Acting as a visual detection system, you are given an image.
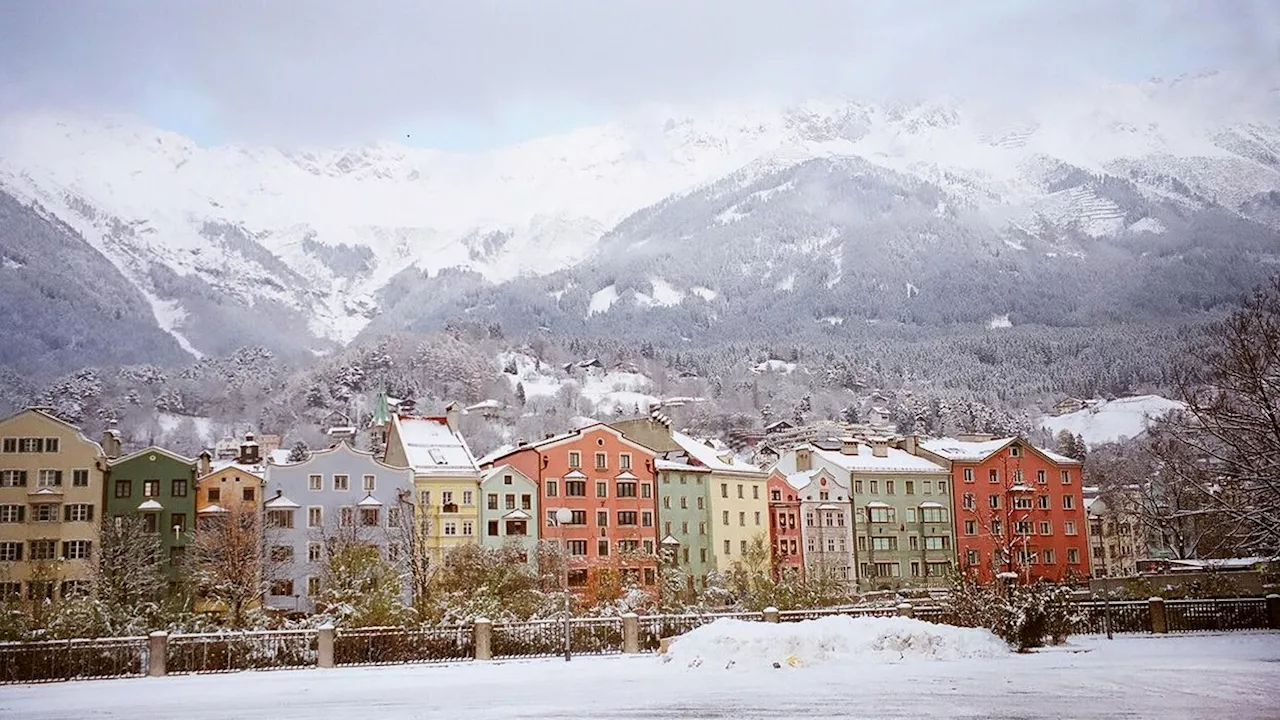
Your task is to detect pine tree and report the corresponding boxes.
[287,440,311,463]
[515,381,527,406]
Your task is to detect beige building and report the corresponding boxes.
[0,408,106,602]
[1086,495,1140,578]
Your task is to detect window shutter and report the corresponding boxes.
[64,505,72,522]
[61,541,69,558]
[17,471,26,487]
[16,506,24,522]
[53,470,62,486]
[86,505,94,521]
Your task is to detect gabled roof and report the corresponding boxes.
[137,499,164,511]
[390,415,478,475]
[811,444,948,474]
[482,463,534,485]
[205,460,266,480]
[501,508,532,520]
[0,407,105,454]
[110,445,195,467]
[198,504,228,514]
[920,437,1081,466]
[356,494,383,507]
[264,494,300,510]
[266,438,411,473]
[614,470,639,481]
[671,431,764,475]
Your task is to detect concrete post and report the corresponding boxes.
[147,631,168,677]
[763,606,780,623]
[474,617,493,661]
[317,624,335,668]
[621,613,639,654]
[1266,594,1280,630]
[1149,597,1167,634]
[896,602,914,618]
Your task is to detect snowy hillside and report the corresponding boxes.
[1040,395,1185,447]
[1,72,1278,369]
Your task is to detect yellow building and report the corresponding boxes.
[0,408,107,602]
[383,404,481,564]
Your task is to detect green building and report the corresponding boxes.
[655,461,714,590]
[104,446,198,581]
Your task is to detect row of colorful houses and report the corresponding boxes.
[0,398,1092,613]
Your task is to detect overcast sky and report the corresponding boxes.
[1,0,1275,150]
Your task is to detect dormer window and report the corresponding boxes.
[1010,446,1022,457]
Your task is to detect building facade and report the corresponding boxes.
[104,446,197,582]
[915,436,1090,584]
[0,409,105,603]
[653,460,713,590]
[262,441,415,613]
[766,470,804,578]
[482,424,660,600]
[383,405,483,565]
[1085,495,1140,578]
[787,467,855,584]
[195,435,267,515]
[479,464,539,566]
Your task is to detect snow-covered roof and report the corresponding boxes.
[672,431,764,475]
[466,399,504,411]
[866,501,891,508]
[919,501,945,508]
[197,504,227,514]
[660,534,681,545]
[502,508,532,520]
[1039,448,1078,464]
[1010,484,1034,493]
[393,415,479,476]
[615,470,639,481]
[816,503,842,511]
[268,449,292,465]
[812,445,948,474]
[356,494,383,507]
[264,494,300,510]
[207,459,266,479]
[137,499,164,511]
[919,437,1015,461]
[785,469,821,490]
[476,444,517,468]
[655,458,709,473]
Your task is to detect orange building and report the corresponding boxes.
[765,470,803,579]
[481,424,659,601]
[915,436,1089,584]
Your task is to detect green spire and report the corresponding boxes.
[371,389,391,427]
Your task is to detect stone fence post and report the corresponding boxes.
[474,617,492,661]
[1267,594,1280,630]
[147,631,168,677]
[763,606,780,623]
[896,602,914,618]
[621,613,639,653]
[317,624,335,668]
[1149,597,1167,634]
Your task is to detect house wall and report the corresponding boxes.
[195,466,264,513]
[262,444,414,613]
[104,449,197,581]
[708,471,770,572]
[851,470,956,590]
[947,444,1089,583]
[0,410,104,600]
[794,472,856,584]
[766,472,803,578]
[1087,499,1140,579]
[479,467,539,567]
[656,467,713,588]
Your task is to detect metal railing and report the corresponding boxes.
[637,611,757,651]
[168,630,318,674]
[1073,600,1152,634]
[491,619,566,658]
[334,625,472,666]
[779,606,899,622]
[0,636,148,683]
[1165,598,1269,633]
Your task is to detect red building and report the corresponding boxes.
[915,436,1089,584]
[766,469,804,579]
[481,424,659,602]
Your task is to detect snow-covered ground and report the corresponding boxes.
[1041,395,1184,447]
[2,633,1276,719]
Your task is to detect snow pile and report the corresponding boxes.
[663,616,1008,669]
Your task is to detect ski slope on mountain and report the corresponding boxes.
[1041,395,1185,447]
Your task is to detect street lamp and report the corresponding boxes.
[555,506,574,662]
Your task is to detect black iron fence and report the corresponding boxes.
[334,625,472,666]
[168,630,317,674]
[0,636,147,683]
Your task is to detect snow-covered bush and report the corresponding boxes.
[946,574,1079,651]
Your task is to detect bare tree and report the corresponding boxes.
[186,505,279,628]
[93,515,168,631]
[956,455,1040,581]
[1156,276,1280,556]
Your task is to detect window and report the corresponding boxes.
[723,539,731,555]
[939,480,947,494]
[29,539,56,560]
[270,579,294,597]
[72,469,89,487]
[963,468,974,483]
[360,507,380,526]
[991,519,1002,535]
[1040,521,1052,535]
[505,494,517,510]
[0,470,27,487]
[641,483,651,499]
[462,520,473,535]
[333,474,350,491]
[31,503,58,522]
[0,505,22,523]
[271,545,294,563]
[696,497,704,510]
[462,491,473,505]
[38,470,62,488]
[964,520,976,535]
[868,507,894,523]
[872,537,897,551]
[1036,494,1050,510]
[771,488,781,501]
[308,543,323,563]
[62,540,91,560]
[1013,496,1033,510]
[989,495,1001,509]
[521,494,532,510]
[921,506,947,523]
[1065,521,1078,536]
[905,481,914,495]
[339,507,355,527]
[487,520,499,536]
[1015,521,1033,535]
[642,511,653,527]
[722,510,730,525]
[1013,469,1024,484]
[870,481,878,494]
[441,491,454,507]
[565,481,586,497]
[720,483,728,498]
[886,481,895,495]
[488,493,499,510]
[597,539,610,557]
[305,507,322,528]
[620,453,632,470]
[698,522,706,535]
[309,474,322,491]
[172,513,187,534]
[28,581,55,600]
[989,469,999,483]
[1036,470,1046,485]
[754,511,761,526]
[595,481,608,498]
[569,510,586,525]
[1043,549,1056,564]
[306,576,321,596]
[962,493,975,510]
[1063,495,1076,510]
[596,510,608,527]
[18,438,43,453]
[909,535,918,550]
[966,549,979,566]
[444,522,457,536]
[546,480,558,497]
[924,536,949,550]
[568,451,581,469]
[242,487,255,502]
[618,511,637,526]
[44,438,60,453]
[0,542,22,561]
[363,475,376,492]
[854,480,863,493]
[268,510,295,529]
[567,569,588,587]
[594,451,607,470]
[874,562,901,578]
[738,511,746,526]
[139,479,158,497]
[0,582,19,598]
[207,487,220,503]
[171,479,188,497]
[0,438,12,453]
[567,540,587,556]
[144,513,160,533]
[910,561,921,577]
[676,496,686,509]
[1061,470,1071,484]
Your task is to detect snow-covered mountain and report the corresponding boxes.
[2,72,1278,376]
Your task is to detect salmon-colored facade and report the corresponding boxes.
[482,424,659,602]
[916,437,1089,584]
[766,470,803,579]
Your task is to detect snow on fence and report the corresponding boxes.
[167,629,318,674]
[2,596,1275,684]
[334,625,472,666]
[0,636,148,683]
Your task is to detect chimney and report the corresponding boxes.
[239,433,260,464]
[445,401,461,433]
[101,421,121,460]
[871,437,889,458]
[839,437,858,456]
[197,450,212,477]
[903,435,919,456]
[796,448,812,472]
